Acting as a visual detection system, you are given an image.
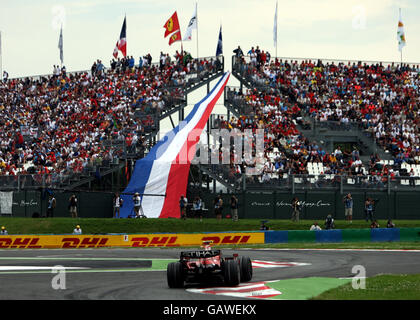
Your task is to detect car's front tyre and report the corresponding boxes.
[239,256,253,282]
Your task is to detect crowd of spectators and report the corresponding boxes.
[0,51,222,184]
[223,87,360,184]
[227,46,420,186]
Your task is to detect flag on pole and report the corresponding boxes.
[216,25,223,56]
[113,17,127,58]
[118,72,231,219]
[164,12,180,38]
[169,30,182,46]
[183,3,197,41]
[397,9,406,52]
[273,1,278,47]
[58,26,63,65]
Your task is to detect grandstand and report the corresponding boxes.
[0,54,224,192]
[188,50,420,221]
[1,47,420,220]
[215,52,420,188]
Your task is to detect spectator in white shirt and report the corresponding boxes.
[73,225,82,235]
[310,222,322,231]
[1,226,8,235]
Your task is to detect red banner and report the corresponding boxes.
[163,12,180,38]
[168,30,182,46]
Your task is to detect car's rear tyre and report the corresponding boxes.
[240,256,253,282]
[167,262,184,288]
[223,259,240,286]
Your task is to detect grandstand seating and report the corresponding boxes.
[225,48,420,189]
[0,54,223,190]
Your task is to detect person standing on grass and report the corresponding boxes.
[113,192,123,218]
[133,192,145,218]
[214,195,223,220]
[179,195,188,220]
[230,195,239,222]
[291,197,301,222]
[68,194,78,218]
[364,198,374,222]
[192,196,203,221]
[47,195,56,218]
[343,193,353,223]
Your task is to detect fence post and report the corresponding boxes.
[24,189,27,218]
[292,174,295,194]
[340,174,343,195]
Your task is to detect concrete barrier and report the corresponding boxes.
[399,228,420,242]
[371,228,400,242]
[264,228,420,243]
[315,230,342,243]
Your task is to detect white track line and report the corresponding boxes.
[254,248,420,253]
[0,266,88,271]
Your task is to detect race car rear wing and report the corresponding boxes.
[180,250,221,258]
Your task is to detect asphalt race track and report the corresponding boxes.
[0,248,419,300]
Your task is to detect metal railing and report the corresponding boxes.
[241,173,420,194]
[8,55,224,84]
[0,156,123,191]
[233,54,420,72]
[224,87,257,118]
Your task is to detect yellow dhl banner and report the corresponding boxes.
[0,232,265,249]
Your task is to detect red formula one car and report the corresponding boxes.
[167,241,253,288]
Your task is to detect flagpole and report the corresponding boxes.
[125,13,127,57]
[60,25,63,69]
[274,1,278,59]
[0,31,2,78]
[196,2,199,59]
[179,12,184,56]
[400,8,402,65]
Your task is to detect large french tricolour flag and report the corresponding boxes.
[120,72,230,218]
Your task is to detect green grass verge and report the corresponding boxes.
[312,274,420,300]
[266,277,351,300]
[1,218,420,235]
